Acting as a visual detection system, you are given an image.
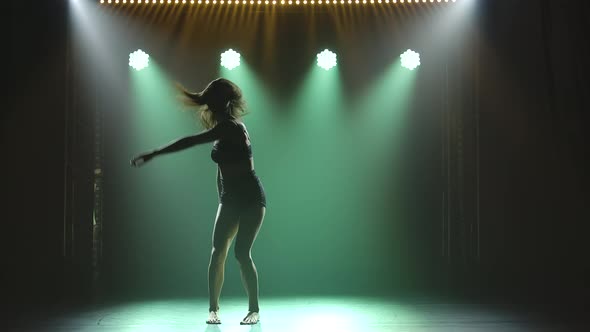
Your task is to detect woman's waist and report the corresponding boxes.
[222,173,259,183]
[218,160,256,178]
[220,174,262,192]
[220,168,258,181]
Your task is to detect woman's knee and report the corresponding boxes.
[234,248,252,264]
[210,246,229,262]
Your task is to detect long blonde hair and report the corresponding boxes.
[177,78,248,130]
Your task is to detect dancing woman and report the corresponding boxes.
[131,78,266,325]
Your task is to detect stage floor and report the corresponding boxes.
[10,296,585,331]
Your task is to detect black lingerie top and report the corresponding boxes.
[211,120,252,164]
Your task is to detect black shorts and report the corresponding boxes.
[219,170,266,209]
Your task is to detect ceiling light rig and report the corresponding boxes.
[99,0,457,5]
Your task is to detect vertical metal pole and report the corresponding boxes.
[441,62,449,260]
[63,5,71,258]
[92,94,104,297]
[445,62,452,261]
[474,32,481,261]
[441,66,446,258]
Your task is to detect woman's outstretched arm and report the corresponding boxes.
[131,125,227,167]
[152,129,219,156]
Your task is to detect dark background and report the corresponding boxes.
[5,0,589,313]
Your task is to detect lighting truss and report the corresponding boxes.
[100,0,457,6]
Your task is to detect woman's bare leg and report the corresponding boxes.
[234,205,266,324]
[207,203,239,324]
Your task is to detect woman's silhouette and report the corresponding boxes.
[130,78,266,325]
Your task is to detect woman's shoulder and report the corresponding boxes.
[215,119,238,129]
[224,118,246,131]
[214,119,244,139]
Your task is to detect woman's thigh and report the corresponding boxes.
[212,203,240,253]
[235,205,266,256]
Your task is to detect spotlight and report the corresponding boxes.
[129,49,149,71]
[400,49,420,70]
[317,49,337,70]
[221,49,241,70]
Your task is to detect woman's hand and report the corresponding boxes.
[130,151,155,167]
